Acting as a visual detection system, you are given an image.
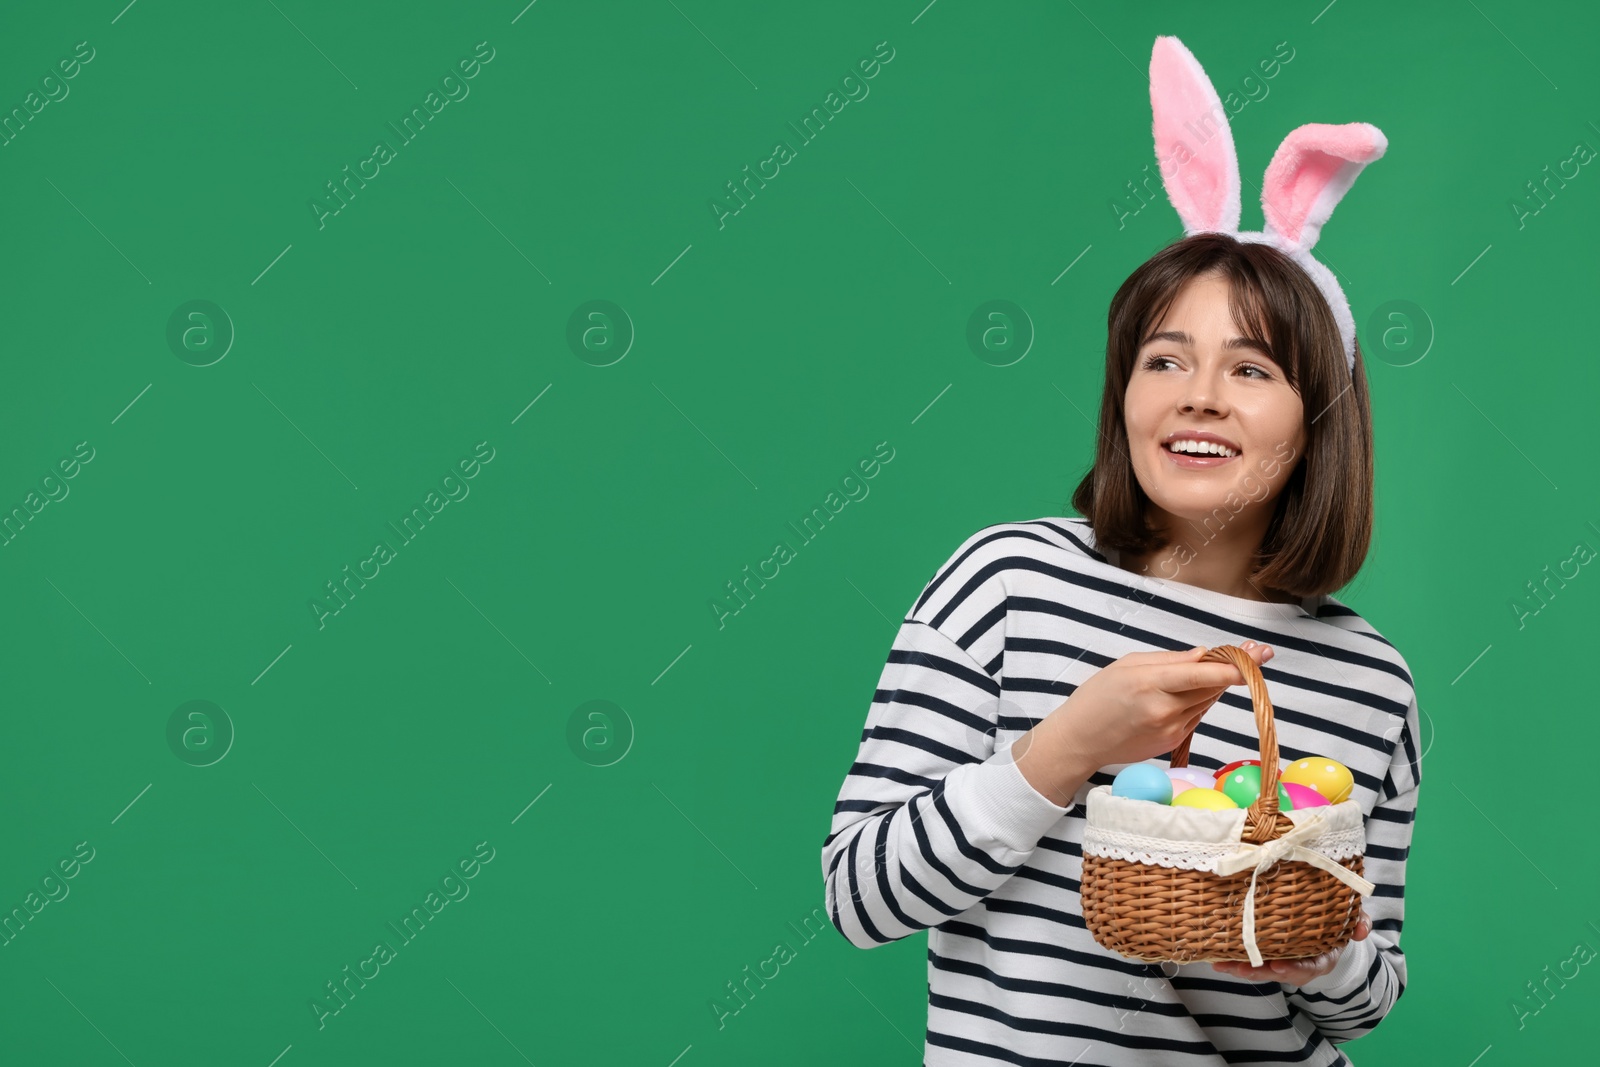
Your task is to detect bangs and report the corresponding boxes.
[1222,262,1298,392]
[1129,258,1300,394]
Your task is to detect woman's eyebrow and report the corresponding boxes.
[1142,329,1273,356]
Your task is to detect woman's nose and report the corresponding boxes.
[1179,394,1224,415]
[1179,371,1228,415]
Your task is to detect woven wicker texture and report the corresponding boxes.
[1079,644,1367,963]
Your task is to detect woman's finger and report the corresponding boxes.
[1121,643,1272,670]
[1147,661,1254,694]
[1115,646,1209,664]
[1177,706,1212,737]
[1158,649,1273,700]
[1216,951,1330,983]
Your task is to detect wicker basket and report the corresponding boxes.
[1078,644,1376,966]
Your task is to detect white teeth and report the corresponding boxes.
[1167,439,1238,457]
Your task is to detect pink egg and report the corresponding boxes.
[1169,779,1196,797]
[1167,767,1216,791]
[1282,782,1330,809]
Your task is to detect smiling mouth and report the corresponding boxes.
[1163,441,1241,458]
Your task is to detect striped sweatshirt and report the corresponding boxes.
[820,517,1422,1066]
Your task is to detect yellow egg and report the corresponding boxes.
[1171,787,1240,811]
[1280,757,1354,805]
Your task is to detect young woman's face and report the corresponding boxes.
[1123,271,1306,526]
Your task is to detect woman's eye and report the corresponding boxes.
[1139,355,1273,378]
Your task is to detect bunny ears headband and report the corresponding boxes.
[1149,36,1387,373]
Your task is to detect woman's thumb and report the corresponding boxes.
[1118,645,1211,667]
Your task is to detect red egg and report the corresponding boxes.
[1213,759,1261,785]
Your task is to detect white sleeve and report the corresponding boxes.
[819,616,1073,949]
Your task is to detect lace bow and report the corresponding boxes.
[1212,810,1377,967]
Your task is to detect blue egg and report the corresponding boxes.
[1111,763,1173,804]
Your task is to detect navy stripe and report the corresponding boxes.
[929,989,1230,1054]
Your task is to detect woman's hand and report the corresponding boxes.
[1049,641,1275,771]
[1210,908,1372,985]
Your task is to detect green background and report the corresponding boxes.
[0,0,1594,1063]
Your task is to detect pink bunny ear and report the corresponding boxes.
[1150,36,1240,235]
[1260,123,1387,252]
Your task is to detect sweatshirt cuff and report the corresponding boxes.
[943,745,1074,864]
[1294,931,1373,996]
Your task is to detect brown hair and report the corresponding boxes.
[1070,232,1374,598]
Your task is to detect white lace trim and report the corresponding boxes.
[1082,822,1366,873]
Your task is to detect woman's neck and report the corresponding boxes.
[1119,507,1295,604]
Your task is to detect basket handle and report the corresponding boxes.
[1167,644,1292,844]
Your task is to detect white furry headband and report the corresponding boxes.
[1149,36,1387,373]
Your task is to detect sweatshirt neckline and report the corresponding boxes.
[1094,542,1318,622]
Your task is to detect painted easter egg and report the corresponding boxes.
[1281,757,1354,805]
[1112,763,1173,804]
[1217,764,1294,811]
[1213,759,1262,785]
[1167,767,1217,791]
[1171,787,1239,811]
[1282,782,1330,809]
